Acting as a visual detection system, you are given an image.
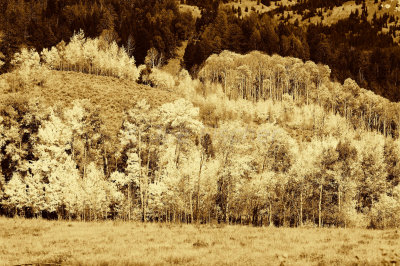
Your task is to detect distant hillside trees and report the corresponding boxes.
[184,7,400,102]
[184,10,309,74]
[200,50,400,138]
[0,0,194,72]
[42,31,139,81]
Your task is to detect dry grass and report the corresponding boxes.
[282,0,400,33]
[0,71,180,138]
[223,0,277,17]
[1,217,399,265]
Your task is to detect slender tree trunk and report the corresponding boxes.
[338,183,341,226]
[338,184,341,213]
[140,184,144,222]
[196,153,204,223]
[269,202,273,226]
[83,137,87,179]
[190,191,193,223]
[144,137,152,223]
[138,132,145,222]
[104,146,108,176]
[128,183,131,220]
[319,183,323,228]
[300,189,303,227]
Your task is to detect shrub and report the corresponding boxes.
[148,68,175,89]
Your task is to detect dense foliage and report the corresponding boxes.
[184,5,400,102]
[0,0,194,71]
[199,51,400,138]
[1,40,400,228]
[1,0,400,229]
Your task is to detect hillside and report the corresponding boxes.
[185,0,400,102]
[0,71,180,138]
[0,1,400,231]
[275,0,400,36]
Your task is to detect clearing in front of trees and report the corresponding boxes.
[0,217,399,265]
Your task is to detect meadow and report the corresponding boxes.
[0,217,399,266]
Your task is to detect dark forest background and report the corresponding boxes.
[1,0,400,102]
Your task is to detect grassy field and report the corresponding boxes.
[0,218,399,265]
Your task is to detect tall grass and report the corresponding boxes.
[1,217,399,265]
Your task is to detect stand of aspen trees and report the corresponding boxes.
[1,35,400,229]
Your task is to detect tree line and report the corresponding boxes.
[0,0,194,72]
[199,50,400,138]
[2,0,400,103]
[1,93,400,228]
[184,5,400,102]
[1,41,400,228]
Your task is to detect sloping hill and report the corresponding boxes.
[0,71,180,138]
[277,0,400,42]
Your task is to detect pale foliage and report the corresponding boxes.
[41,30,139,81]
[176,69,201,97]
[41,47,61,70]
[110,171,130,189]
[2,173,27,212]
[10,48,49,89]
[126,151,141,186]
[370,186,400,228]
[29,110,81,215]
[159,98,203,134]
[83,163,114,219]
[148,68,175,89]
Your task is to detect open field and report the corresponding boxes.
[0,218,399,265]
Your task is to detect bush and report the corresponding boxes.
[370,188,400,228]
[148,68,175,89]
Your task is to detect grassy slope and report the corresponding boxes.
[277,0,400,42]
[223,0,298,17]
[222,0,400,40]
[0,217,399,265]
[0,71,180,138]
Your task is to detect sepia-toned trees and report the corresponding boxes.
[2,40,400,228]
[42,31,140,81]
[199,50,400,138]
